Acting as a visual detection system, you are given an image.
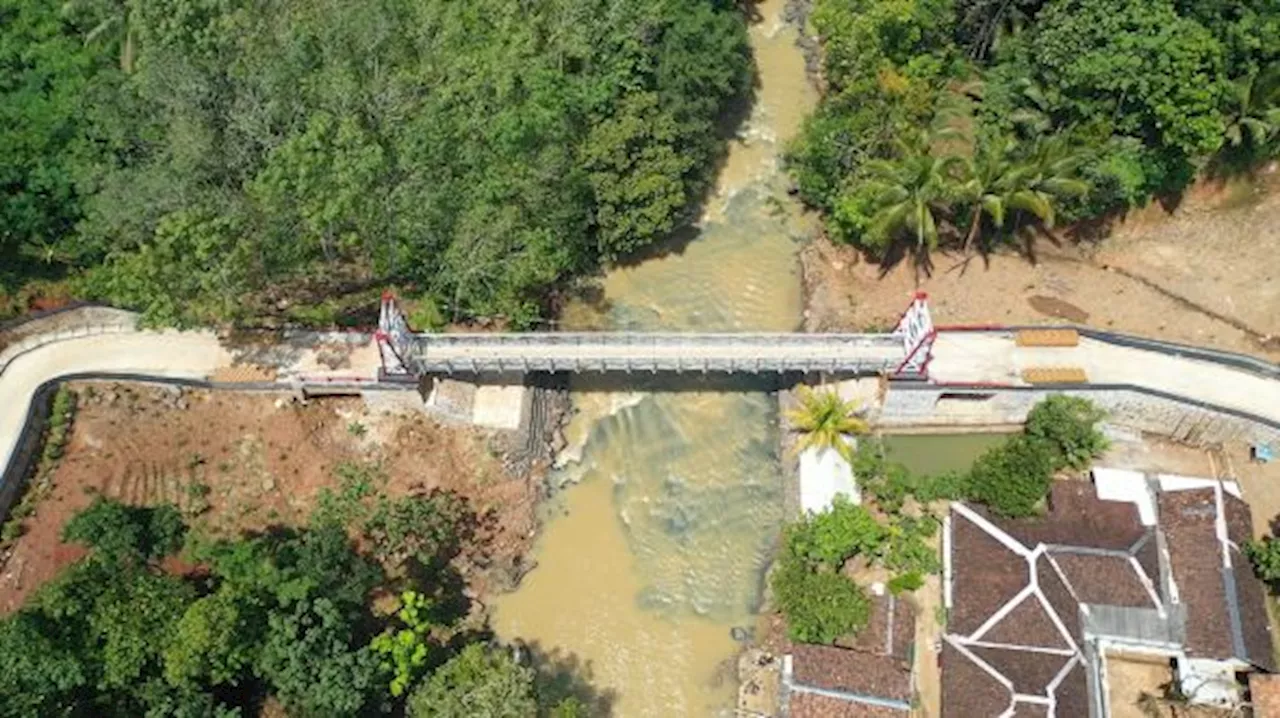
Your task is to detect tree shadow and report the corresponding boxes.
[738,0,765,24]
[522,640,620,717]
[1267,513,1280,540]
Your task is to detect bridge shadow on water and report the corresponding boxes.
[428,370,870,394]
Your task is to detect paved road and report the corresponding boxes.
[929,332,1280,424]
[4,324,1280,490]
[0,331,233,482]
[0,327,386,485]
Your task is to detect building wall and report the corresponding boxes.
[879,385,1280,447]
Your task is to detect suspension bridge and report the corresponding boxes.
[374,294,938,378]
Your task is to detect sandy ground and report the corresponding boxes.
[1105,651,1239,718]
[911,572,944,718]
[0,383,540,613]
[1227,442,1280,539]
[803,171,1280,361]
[1104,654,1177,718]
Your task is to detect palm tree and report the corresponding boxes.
[955,134,1089,253]
[999,135,1090,235]
[1224,69,1280,158]
[957,138,1014,253]
[63,0,138,74]
[863,136,963,275]
[786,386,869,462]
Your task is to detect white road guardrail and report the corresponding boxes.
[0,323,138,377]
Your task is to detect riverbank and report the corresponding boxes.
[801,169,1280,360]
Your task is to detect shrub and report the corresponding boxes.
[62,498,187,562]
[914,470,969,504]
[887,572,925,595]
[311,461,383,528]
[1246,536,1280,583]
[362,491,468,570]
[786,497,886,569]
[771,556,871,644]
[880,515,941,574]
[1025,396,1108,471]
[370,591,434,697]
[966,436,1056,518]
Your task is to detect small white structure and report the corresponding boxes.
[471,384,528,430]
[1092,467,1157,526]
[799,444,858,514]
[1179,657,1245,707]
[1157,473,1242,499]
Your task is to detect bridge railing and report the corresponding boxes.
[408,354,903,374]
[413,332,904,347]
[406,332,905,374]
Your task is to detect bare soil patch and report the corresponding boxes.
[802,171,1280,360]
[1104,654,1175,718]
[0,382,541,613]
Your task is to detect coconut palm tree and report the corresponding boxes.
[957,138,1014,253]
[863,135,964,275]
[955,133,1089,253]
[999,135,1090,234]
[1224,69,1280,159]
[786,386,869,462]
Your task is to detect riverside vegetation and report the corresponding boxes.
[0,0,752,327]
[0,462,603,717]
[773,395,1108,643]
[788,0,1280,273]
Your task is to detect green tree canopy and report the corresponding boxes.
[0,0,752,327]
[1016,0,1228,159]
[770,555,872,644]
[61,497,186,563]
[1024,395,1109,471]
[407,643,539,718]
[789,0,1278,258]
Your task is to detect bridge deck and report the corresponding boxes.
[406,333,907,373]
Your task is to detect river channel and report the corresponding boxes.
[491,1,817,715]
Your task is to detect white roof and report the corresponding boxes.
[1178,657,1246,706]
[1092,467,1157,526]
[799,445,859,514]
[1157,473,1242,499]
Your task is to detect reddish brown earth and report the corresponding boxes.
[0,383,539,613]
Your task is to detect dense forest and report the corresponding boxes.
[0,0,751,326]
[788,0,1280,271]
[0,470,601,716]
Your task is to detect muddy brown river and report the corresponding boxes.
[491,2,818,715]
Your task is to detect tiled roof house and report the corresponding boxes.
[784,590,917,716]
[942,476,1274,717]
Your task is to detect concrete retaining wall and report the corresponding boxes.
[0,381,56,526]
[879,384,1280,447]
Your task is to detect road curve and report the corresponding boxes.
[0,331,235,480]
